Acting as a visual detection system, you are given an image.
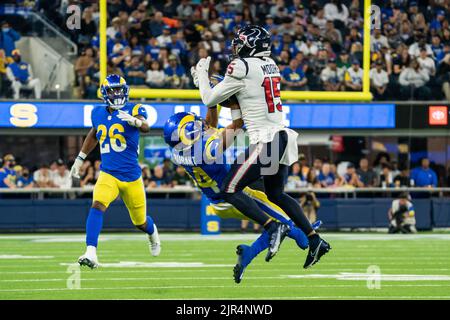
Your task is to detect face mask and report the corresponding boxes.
[2,28,10,32]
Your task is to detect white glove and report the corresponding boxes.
[117,110,143,127]
[196,56,211,75]
[70,156,84,179]
[191,66,199,88]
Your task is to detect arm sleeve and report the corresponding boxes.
[197,59,246,108]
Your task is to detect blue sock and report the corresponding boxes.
[144,216,155,235]
[86,208,104,247]
[288,226,309,250]
[250,231,270,257]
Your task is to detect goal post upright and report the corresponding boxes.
[99,0,372,101]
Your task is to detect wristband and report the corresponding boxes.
[77,151,87,161]
[231,109,242,120]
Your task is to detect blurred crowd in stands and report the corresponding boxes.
[32,0,450,101]
[1,0,450,100]
[0,152,444,190]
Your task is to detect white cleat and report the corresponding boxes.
[78,245,99,269]
[148,224,161,257]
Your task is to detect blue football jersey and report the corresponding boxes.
[91,103,147,182]
[170,128,230,204]
[0,167,16,188]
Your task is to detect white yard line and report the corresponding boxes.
[1,233,450,242]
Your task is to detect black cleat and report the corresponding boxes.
[265,222,290,262]
[303,234,331,269]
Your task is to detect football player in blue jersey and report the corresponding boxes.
[70,74,160,269]
[163,78,320,283]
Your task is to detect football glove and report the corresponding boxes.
[70,153,85,179]
[191,66,199,88]
[196,56,211,75]
[117,110,143,128]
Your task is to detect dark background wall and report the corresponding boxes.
[0,198,449,232]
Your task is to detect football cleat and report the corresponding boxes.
[265,222,290,262]
[78,253,99,270]
[233,244,254,284]
[303,234,331,269]
[148,224,161,257]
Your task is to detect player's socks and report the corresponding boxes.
[250,231,270,258]
[144,216,155,235]
[287,225,308,250]
[85,208,104,247]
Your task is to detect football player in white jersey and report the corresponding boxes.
[193,25,331,268]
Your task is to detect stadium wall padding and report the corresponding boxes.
[0,198,444,232]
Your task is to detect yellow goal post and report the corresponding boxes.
[99,0,373,101]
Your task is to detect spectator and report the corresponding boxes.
[281,58,308,90]
[146,60,166,88]
[78,7,98,48]
[172,166,190,187]
[312,158,323,177]
[437,53,450,101]
[15,165,33,188]
[156,26,172,47]
[80,165,96,187]
[344,163,364,187]
[394,166,412,188]
[164,54,187,89]
[370,60,390,100]
[371,29,389,51]
[324,0,349,27]
[6,50,42,100]
[388,192,416,234]
[125,55,146,86]
[75,47,95,97]
[318,162,337,188]
[0,154,17,189]
[176,0,194,20]
[53,159,72,189]
[0,49,12,98]
[33,164,55,188]
[357,158,377,187]
[379,163,395,188]
[0,22,20,57]
[417,47,436,78]
[149,11,166,38]
[286,161,307,189]
[344,59,363,91]
[148,165,171,188]
[398,59,431,100]
[411,158,438,187]
[300,192,320,223]
[320,58,344,91]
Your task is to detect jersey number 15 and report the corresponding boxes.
[262,76,282,113]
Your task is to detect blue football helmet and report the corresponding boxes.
[163,112,207,149]
[100,74,129,109]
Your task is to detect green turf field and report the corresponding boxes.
[0,233,450,300]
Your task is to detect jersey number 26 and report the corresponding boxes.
[97,124,127,154]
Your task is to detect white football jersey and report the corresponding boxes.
[197,55,299,165]
[226,57,285,144]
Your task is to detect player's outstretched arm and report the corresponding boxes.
[70,128,98,179]
[116,110,150,133]
[196,56,245,108]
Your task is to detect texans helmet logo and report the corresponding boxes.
[239,27,261,48]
